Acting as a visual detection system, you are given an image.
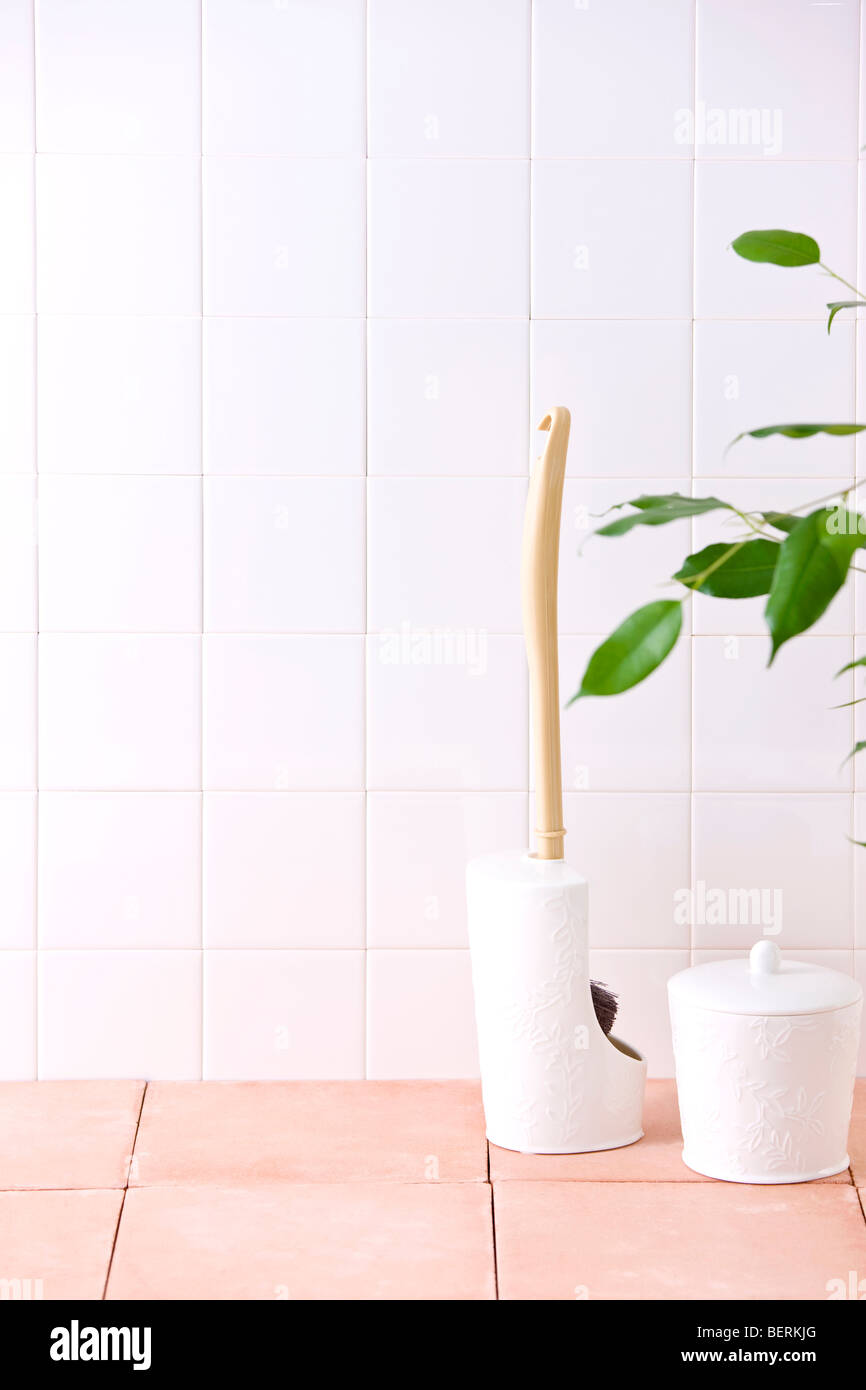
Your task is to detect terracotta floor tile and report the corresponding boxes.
[848,1080,866,1188]
[0,1189,122,1300]
[489,1078,851,1183]
[107,1182,494,1300]
[0,1081,144,1190]
[493,1180,866,1301]
[131,1080,486,1186]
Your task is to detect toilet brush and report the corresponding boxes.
[466,407,646,1154]
[519,407,617,1034]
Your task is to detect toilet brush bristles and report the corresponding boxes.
[590,979,618,1036]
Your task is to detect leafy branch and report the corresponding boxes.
[571,228,866,777]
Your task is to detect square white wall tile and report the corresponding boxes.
[0,952,35,1078]
[694,161,856,320]
[204,477,364,633]
[557,637,691,792]
[204,318,364,476]
[559,793,690,949]
[0,475,36,630]
[39,635,201,790]
[531,320,692,479]
[558,478,692,636]
[691,479,854,637]
[37,155,201,314]
[533,0,693,158]
[693,793,852,951]
[39,476,201,632]
[696,0,858,161]
[855,797,866,950]
[588,949,687,1078]
[0,155,34,311]
[204,792,364,948]
[204,949,365,1079]
[204,157,364,316]
[367,791,527,949]
[204,0,364,155]
[39,950,202,1079]
[693,636,852,792]
[204,635,363,790]
[858,317,866,479]
[38,317,201,475]
[0,635,36,790]
[39,793,201,949]
[367,320,529,476]
[366,948,478,1078]
[0,792,36,948]
[0,316,34,473]
[367,633,527,791]
[367,477,525,633]
[857,953,866,1074]
[368,0,529,157]
[694,321,856,477]
[532,160,692,319]
[368,159,529,317]
[36,0,200,153]
[854,697,866,792]
[0,0,34,152]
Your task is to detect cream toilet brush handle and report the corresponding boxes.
[522,407,570,861]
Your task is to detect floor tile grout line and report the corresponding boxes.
[487,1141,500,1300]
[101,1081,147,1300]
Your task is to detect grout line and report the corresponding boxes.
[488,1148,500,1301]
[101,1081,147,1300]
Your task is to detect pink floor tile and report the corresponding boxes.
[489,1079,851,1183]
[131,1080,487,1186]
[493,1180,866,1301]
[0,1189,122,1300]
[0,1081,144,1190]
[107,1182,495,1300]
[848,1080,866,1188]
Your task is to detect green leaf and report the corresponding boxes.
[674,539,780,598]
[765,508,863,661]
[731,229,820,267]
[843,742,866,765]
[836,655,866,677]
[569,601,683,700]
[595,493,730,537]
[729,422,866,450]
[761,511,803,535]
[827,300,866,333]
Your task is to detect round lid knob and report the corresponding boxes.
[750,940,781,975]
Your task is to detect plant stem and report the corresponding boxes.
[819,261,865,300]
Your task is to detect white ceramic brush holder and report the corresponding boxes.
[669,941,862,1183]
[467,852,647,1154]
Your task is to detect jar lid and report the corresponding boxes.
[667,941,862,1017]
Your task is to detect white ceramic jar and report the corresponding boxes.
[669,941,862,1183]
[466,852,647,1154]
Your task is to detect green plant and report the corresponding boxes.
[571,228,866,788]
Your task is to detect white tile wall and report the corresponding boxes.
[2,1,864,1078]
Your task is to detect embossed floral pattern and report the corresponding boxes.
[672,999,861,1181]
